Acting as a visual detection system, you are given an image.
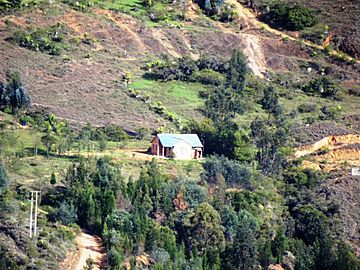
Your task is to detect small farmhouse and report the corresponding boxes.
[151,134,203,160]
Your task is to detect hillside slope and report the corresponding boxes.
[0,1,359,130]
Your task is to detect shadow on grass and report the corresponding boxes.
[24,147,80,160]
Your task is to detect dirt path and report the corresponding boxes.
[71,232,105,270]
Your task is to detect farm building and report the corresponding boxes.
[151,134,203,160]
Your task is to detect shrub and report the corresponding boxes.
[219,4,239,22]
[320,105,341,120]
[191,69,226,85]
[302,77,341,99]
[11,24,67,55]
[301,24,328,45]
[197,55,228,73]
[201,155,252,189]
[0,163,9,196]
[123,72,133,84]
[261,2,317,31]
[348,88,360,96]
[195,0,225,17]
[48,202,77,225]
[62,0,93,11]
[151,102,166,115]
[298,103,316,113]
[149,3,170,22]
[0,0,22,11]
[50,172,56,185]
[147,55,228,84]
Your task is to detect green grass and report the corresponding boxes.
[97,0,146,17]
[280,90,360,122]
[8,156,72,187]
[0,114,202,187]
[130,78,206,121]
[115,157,204,181]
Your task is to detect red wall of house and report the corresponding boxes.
[151,136,163,155]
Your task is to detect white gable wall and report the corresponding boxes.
[172,140,193,160]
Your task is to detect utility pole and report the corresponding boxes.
[29,192,33,238]
[34,191,38,237]
[29,191,40,238]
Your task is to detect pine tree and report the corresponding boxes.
[101,189,115,220]
[228,49,248,95]
[204,87,241,124]
[272,226,287,263]
[0,163,8,196]
[190,202,225,256]
[261,86,282,118]
[0,82,5,108]
[231,218,257,269]
[108,246,124,270]
[41,132,58,157]
[5,71,31,114]
[251,88,287,175]
[50,172,56,185]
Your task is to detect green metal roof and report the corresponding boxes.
[157,134,203,147]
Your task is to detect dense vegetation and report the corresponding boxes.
[260,2,318,31]
[39,154,360,270]
[0,71,31,114]
[0,0,359,269]
[0,39,359,268]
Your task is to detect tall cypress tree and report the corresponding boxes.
[228,49,248,95]
[0,163,8,196]
[261,86,282,118]
[5,71,30,114]
[231,218,257,269]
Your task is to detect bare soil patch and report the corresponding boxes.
[70,232,105,270]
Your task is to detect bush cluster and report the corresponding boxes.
[0,0,22,11]
[11,23,67,55]
[320,105,342,120]
[195,0,225,16]
[302,77,341,99]
[194,0,238,22]
[78,124,128,142]
[201,155,252,189]
[297,103,316,113]
[261,2,317,31]
[62,0,94,11]
[146,56,228,85]
[150,102,182,126]
[127,88,182,127]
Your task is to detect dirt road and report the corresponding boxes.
[71,232,105,270]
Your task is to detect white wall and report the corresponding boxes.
[172,140,193,160]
